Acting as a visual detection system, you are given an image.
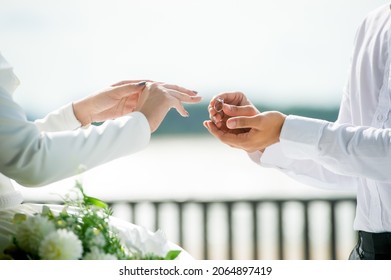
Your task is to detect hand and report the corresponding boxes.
[207,92,260,132]
[136,82,202,132]
[73,80,148,126]
[203,92,286,152]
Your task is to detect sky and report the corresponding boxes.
[0,0,388,116]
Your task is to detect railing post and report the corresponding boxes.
[130,202,136,224]
[202,202,209,260]
[177,202,184,247]
[303,201,310,260]
[277,201,284,259]
[330,200,337,259]
[154,202,160,231]
[227,202,233,260]
[251,202,259,260]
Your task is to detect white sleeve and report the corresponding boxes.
[256,143,358,192]
[280,115,391,182]
[0,89,151,187]
[34,103,82,132]
[259,114,391,189]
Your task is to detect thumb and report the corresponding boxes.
[226,115,259,130]
[223,104,258,117]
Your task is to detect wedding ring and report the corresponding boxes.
[214,97,224,112]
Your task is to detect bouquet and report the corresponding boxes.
[3,182,180,260]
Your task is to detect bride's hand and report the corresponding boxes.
[136,82,202,132]
[72,80,148,126]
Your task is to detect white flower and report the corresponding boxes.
[83,247,117,260]
[85,228,106,248]
[14,215,56,255]
[122,227,169,258]
[39,229,83,260]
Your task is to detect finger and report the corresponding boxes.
[203,120,224,138]
[111,79,153,87]
[162,84,198,96]
[204,120,228,139]
[208,104,218,117]
[209,95,223,108]
[170,98,190,117]
[207,104,225,127]
[168,89,203,103]
[208,104,223,117]
[223,104,259,117]
[112,82,147,98]
[204,120,242,147]
[203,120,211,130]
[213,112,223,125]
[211,92,244,106]
[226,115,260,130]
[203,120,219,135]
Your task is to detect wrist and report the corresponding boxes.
[276,113,287,141]
[72,100,92,127]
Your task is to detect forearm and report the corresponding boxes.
[280,115,391,182]
[255,144,358,192]
[34,103,81,132]
[1,92,150,186]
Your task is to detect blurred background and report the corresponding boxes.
[1,0,388,259]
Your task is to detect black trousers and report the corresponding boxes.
[349,231,391,260]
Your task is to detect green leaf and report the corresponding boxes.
[8,179,180,261]
[164,250,181,260]
[83,195,108,209]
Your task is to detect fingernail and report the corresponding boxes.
[227,119,236,129]
[137,81,147,86]
[192,90,198,94]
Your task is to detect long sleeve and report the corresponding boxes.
[251,81,358,192]
[254,144,358,192]
[33,103,82,132]
[279,115,391,182]
[0,88,151,187]
[259,112,391,193]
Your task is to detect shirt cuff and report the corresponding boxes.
[62,103,82,129]
[34,103,82,132]
[279,115,328,160]
[248,150,263,165]
[123,111,151,145]
[247,144,295,170]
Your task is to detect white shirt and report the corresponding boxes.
[252,4,391,233]
[0,52,151,210]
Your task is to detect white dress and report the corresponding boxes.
[0,52,192,259]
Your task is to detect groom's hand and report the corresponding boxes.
[207,92,258,132]
[204,109,286,153]
[204,92,286,152]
